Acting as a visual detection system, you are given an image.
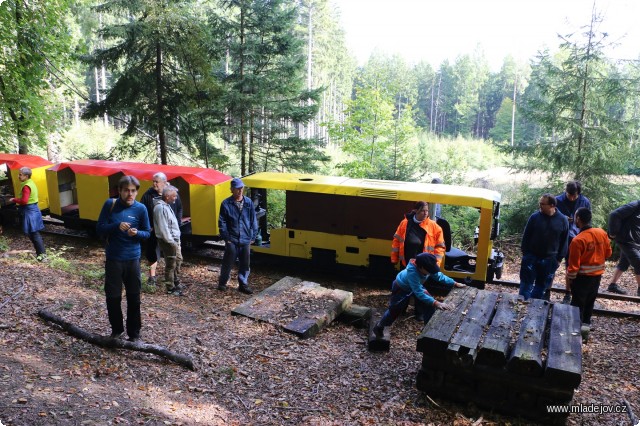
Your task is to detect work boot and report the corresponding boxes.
[372,323,384,339]
[147,276,157,287]
[109,331,125,340]
[580,324,590,343]
[238,285,253,295]
[217,284,228,291]
[607,283,627,294]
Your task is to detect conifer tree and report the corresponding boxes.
[213,0,326,174]
[82,0,220,165]
[512,8,640,215]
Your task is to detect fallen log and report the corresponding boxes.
[37,309,194,370]
[623,398,639,426]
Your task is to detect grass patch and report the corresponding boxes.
[0,236,9,252]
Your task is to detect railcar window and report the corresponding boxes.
[266,189,286,228]
[446,205,482,253]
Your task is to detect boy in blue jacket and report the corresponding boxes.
[373,253,464,337]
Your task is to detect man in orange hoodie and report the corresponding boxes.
[565,207,612,340]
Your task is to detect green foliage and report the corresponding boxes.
[445,206,482,250]
[60,300,75,310]
[141,275,157,294]
[61,122,123,160]
[328,66,419,180]
[212,0,326,174]
[508,11,640,213]
[415,133,505,184]
[82,0,223,165]
[498,183,548,237]
[489,98,517,143]
[0,236,9,252]
[0,0,78,154]
[266,190,286,229]
[46,246,73,271]
[216,366,237,381]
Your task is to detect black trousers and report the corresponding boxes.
[104,259,142,338]
[570,275,601,325]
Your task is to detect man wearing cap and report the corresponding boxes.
[217,177,259,294]
[373,253,465,337]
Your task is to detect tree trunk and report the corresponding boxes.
[511,72,517,146]
[38,310,195,370]
[239,6,247,175]
[156,41,167,165]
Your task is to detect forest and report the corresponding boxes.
[2,2,640,425]
[2,0,640,233]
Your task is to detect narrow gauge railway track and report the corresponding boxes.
[38,224,640,319]
[492,279,640,319]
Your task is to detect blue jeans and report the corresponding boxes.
[378,281,435,327]
[519,254,559,300]
[219,241,251,287]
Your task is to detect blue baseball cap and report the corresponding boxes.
[230,178,244,189]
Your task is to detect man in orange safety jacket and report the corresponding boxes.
[565,207,612,341]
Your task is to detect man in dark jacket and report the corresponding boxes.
[519,193,569,300]
[556,181,591,261]
[608,200,640,297]
[217,178,258,294]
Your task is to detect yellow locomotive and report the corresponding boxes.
[244,172,503,286]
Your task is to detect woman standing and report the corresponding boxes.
[11,167,46,261]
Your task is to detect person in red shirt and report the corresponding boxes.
[10,167,46,261]
[565,207,612,340]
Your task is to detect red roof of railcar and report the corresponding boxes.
[48,160,232,186]
[0,154,53,169]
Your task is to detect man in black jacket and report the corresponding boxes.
[608,200,640,297]
[519,193,569,300]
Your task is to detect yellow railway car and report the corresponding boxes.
[0,154,53,227]
[0,154,53,211]
[45,160,232,241]
[243,172,503,286]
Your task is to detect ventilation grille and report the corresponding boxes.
[359,188,399,199]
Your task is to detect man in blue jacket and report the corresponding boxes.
[373,253,465,338]
[217,178,258,294]
[97,176,150,342]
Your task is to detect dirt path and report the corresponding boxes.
[0,228,638,425]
